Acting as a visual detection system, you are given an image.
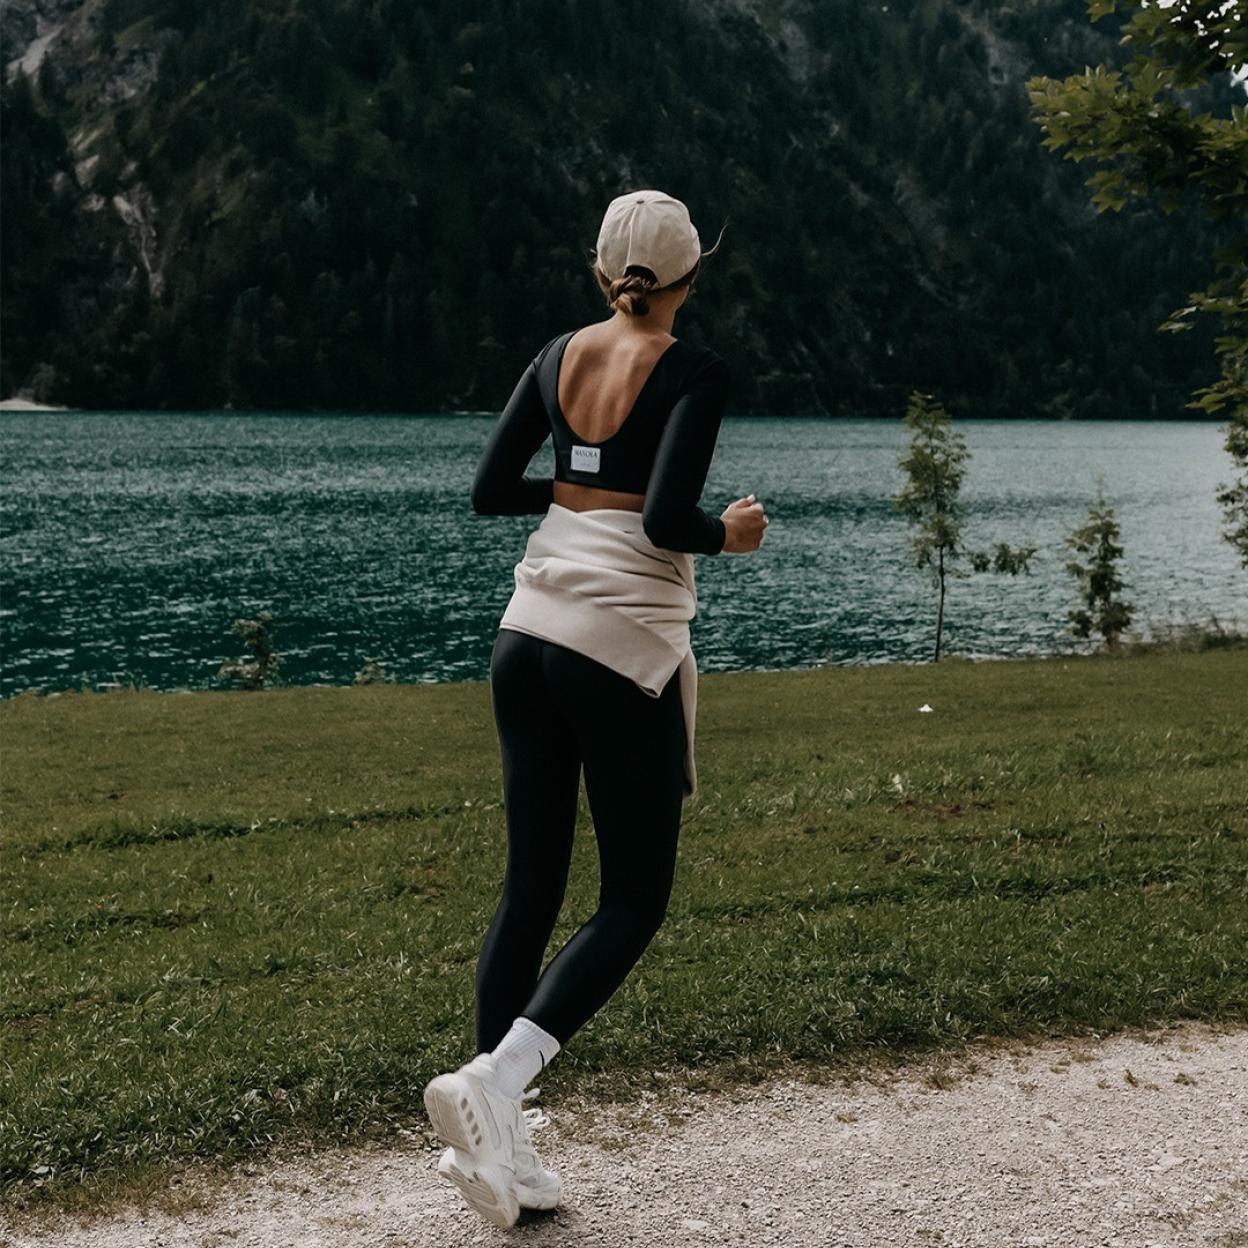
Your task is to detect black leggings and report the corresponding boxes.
[474,626,686,1053]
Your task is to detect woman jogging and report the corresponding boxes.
[423,189,768,1228]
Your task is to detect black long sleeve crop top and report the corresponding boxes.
[470,330,730,555]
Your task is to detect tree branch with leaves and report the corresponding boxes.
[1027,0,1248,567]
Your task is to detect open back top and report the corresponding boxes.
[538,329,704,494]
[470,327,732,555]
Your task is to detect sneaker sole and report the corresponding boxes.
[436,1151,520,1228]
[424,1072,500,1157]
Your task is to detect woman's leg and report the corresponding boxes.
[474,628,582,1055]
[517,643,686,1046]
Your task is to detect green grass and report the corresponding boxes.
[2,647,1246,1211]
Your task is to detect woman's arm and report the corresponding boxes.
[642,356,731,555]
[470,359,554,515]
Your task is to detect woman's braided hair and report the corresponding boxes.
[605,267,662,317]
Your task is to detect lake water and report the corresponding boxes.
[1,413,1243,697]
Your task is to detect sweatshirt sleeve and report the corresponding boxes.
[641,355,730,555]
[470,358,554,516]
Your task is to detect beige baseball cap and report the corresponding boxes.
[594,189,703,288]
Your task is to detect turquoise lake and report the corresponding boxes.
[1,413,1243,698]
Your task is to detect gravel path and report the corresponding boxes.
[4,1020,1245,1247]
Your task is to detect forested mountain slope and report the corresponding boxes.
[1,0,1234,415]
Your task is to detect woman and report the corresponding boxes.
[423,189,768,1228]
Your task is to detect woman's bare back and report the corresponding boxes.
[552,324,678,513]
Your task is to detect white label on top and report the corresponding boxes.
[570,445,601,473]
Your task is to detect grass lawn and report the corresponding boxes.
[3,646,1246,1210]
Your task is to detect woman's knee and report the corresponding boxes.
[600,891,673,948]
[495,851,570,918]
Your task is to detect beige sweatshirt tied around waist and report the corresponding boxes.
[497,502,701,800]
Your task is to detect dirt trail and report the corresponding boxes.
[4,1020,1245,1247]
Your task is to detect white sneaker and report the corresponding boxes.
[424,1054,560,1224]
[438,1103,560,1214]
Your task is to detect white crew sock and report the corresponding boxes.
[488,1015,561,1100]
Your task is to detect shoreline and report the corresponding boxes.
[0,397,73,412]
[0,400,1236,420]
[3,628,1245,701]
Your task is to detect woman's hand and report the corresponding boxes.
[720,493,769,553]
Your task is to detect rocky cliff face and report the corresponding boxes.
[3,0,77,79]
[5,0,177,400]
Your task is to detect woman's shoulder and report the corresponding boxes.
[677,342,729,395]
[533,331,571,367]
[520,330,566,380]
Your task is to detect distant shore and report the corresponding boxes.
[0,396,73,412]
